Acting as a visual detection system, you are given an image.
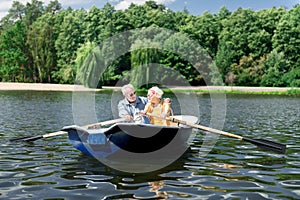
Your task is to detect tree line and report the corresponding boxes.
[0,0,299,87]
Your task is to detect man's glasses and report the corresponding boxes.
[128,91,136,97]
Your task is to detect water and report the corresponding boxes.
[0,91,299,199]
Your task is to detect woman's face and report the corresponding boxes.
[147,90,155,100]
[149,94,160,103]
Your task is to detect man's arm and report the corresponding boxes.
[118,100,131,121]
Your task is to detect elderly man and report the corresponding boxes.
[118,84,150,123]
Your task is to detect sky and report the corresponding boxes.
[0,0,299,20]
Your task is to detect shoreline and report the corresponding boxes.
[0,82,298,94]
[0,82,100,92]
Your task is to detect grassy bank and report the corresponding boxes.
[136,86,300,96]
[163,89,300,96]
[0,83,299,96]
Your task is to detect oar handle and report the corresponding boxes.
[83,118,125,129]
[167,117,243,140]
[43,131,67,138]
[22,131,67,142]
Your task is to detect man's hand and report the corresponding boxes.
[125,114,132,121]
[140,110,146,116]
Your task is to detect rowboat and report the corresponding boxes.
[11,114,286,172]
[62,115,199,161]
[11,113,285,172]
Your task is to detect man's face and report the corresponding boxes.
[125,88,136,103]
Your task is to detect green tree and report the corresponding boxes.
[173,11,188,30]
[162,31,210,85]
[180,12,221,58]
[282,67,300,87]
[247,29,271,59]
[27,13,57,82]
[125,3,149,28]
[96,3,116,42]
[130,38,161,88]
[0,1,26,31]
[75,41,99,87]
[1,1,299,87]
[231,56,265,86]
[216,6,231,20]
[54,9,86,83]
[256,7,286,35]
[260,51,289,87]
[216,8,258,77]
[248,7,286,59]
[75,41,118,88]
[0,21,28,81]
[83,6,102,43]
[45,0,61,14]
[24,0,45,27]
[144,1,177,30]
[7,1,26,21]
[272,5,300,68]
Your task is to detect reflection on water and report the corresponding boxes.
[0,91,299,199]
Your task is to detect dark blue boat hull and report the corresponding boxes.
[63,122,195,159]
[63,115,198,172]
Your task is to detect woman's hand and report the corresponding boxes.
[160,112,168,119]
[164,98,171,104]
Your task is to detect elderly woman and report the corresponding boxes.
[141,86,171,126]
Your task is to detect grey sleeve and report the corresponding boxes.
[118,100,129,118]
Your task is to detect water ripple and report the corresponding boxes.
[0,92,299,199]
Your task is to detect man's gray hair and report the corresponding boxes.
[121,84,134,96]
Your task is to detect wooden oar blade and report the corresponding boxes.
[243,138,286,154]
[167,116,286,154]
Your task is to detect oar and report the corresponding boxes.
[167,116,286,154]
[10,118,125,142]
[82,118,126,129]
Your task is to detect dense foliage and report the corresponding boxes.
[0,0,299,87]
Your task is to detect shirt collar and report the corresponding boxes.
[125,96,141,106]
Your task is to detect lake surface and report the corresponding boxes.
[0,90,299,199]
